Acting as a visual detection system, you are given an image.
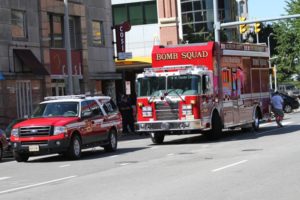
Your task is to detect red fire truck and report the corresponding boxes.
[135,42,271,144]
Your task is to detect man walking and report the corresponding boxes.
[271,91,284,127]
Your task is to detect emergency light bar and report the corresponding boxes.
[44,95,86,101]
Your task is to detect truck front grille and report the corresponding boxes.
[19,126,51,137]
[155,102,179,120]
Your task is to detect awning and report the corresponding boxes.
[14,49,49,75]
[89,72,122,80]
[115,56,152,70]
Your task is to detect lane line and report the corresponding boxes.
[109,155,118,158]
[212,160,248,172]
[59,164,71,168]
[0,175,77,195]
[167,153,175,156]
[0,177,11,181]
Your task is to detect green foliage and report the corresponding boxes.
[274,0,300,82]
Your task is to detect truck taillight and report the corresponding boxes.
[182,104,192,115]
[142,106,152,117]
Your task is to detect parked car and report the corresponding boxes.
[4,118,27,156]
[278,84,300,98]
[279,92,300,113]
[0,129,8,161]
[10,95,122,162]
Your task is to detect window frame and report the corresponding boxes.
[92,20,105,46]
[11,9,27,40]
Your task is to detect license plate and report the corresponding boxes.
[29,145,39,152]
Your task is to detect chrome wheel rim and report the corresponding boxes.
[110,133,117,149]
[73,139,80,156]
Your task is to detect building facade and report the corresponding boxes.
[0,0,118,129]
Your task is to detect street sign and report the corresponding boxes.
[118,52,132,60]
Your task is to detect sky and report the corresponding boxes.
[248,0,287,20]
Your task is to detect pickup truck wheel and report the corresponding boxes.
[13,151,29,162]
[104,129,118,152]
[67,135,81,160]
[150,132,165,144]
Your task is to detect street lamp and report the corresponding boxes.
[64,0,73,95]
[267,33,274,90]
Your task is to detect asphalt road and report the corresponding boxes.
[1,111,300,200]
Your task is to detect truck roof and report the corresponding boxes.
[42,95,111,104]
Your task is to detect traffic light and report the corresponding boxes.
[254,22,261,33]
[239,17,247,34]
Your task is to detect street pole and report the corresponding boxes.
[267,33,273,90]
[213,0,223,104]
[274,64,278,91]
[64,0,73,95]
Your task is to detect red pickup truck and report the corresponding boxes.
[10,95,122,162]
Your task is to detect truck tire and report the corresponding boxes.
[13,151,29,162]
[150,132,165,144]
[104,129,118,152]
[207,112,222,140]
[66,135,82,160]
[252,110,260,131]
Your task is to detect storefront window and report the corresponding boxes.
[92,21,105,46]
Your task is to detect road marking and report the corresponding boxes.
[212,160,248,172]
[167,153,175,156]
[0,175,77,195]
[0,177,11,181]
[59,164,71,168]
[109,155,118,158]
[120,163,129,166]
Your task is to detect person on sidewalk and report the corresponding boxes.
[271,91,284,127]
[118,95,135,133]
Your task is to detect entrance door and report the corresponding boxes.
[16,81,33,118]
[51,80,66,96]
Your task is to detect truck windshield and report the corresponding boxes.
[167,75,201,95]
[31,102,79,117]
[137,77,166,97]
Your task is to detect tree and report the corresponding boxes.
[273,0,300,82]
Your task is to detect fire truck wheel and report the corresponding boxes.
[150,132,165,144]
[252,110,260,131]
[207,112,222,140]
[67,135,82,160]
[13,151,29,162]
[104,129,118,152]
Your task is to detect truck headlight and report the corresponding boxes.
[142,106,152,117]
[53,126,67,136]
[11,128,19,137]
[182,104,192,115]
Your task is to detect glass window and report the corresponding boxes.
[87,100,102,116]
[137,77,166,97]
[92,21,105,46]
[49,14,64,48]
[167,75,201,95]
[129,4,143,25]
[11,10,26,39]
[181,2,193,12]
[113,5,128,25]
[182,13,194,23]
[193,1,202,10]
[195,23,208,32]
[144,2,158,24]
[103,100,118,114]
[32,102,79,117]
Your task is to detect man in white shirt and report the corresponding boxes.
[271,91,284,127]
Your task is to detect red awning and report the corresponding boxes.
[151,42,215,70]
[14,49,49,75]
